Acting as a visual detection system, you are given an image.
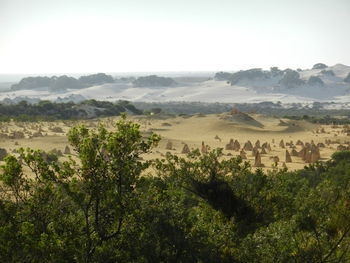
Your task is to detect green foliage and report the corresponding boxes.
[0,115,160,262]
[134,101,350,119]
[0,100,142,121]
[332,150,350,163]
[285,114,350,125]
[279,69,304,88]
[133,75,176,87]
[312,63,328,70]
[11,73,115,91]
[78,73,114,86]
[2,115,350,262]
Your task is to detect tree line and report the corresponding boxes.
[11,73,114,92]
[0,100,142,121]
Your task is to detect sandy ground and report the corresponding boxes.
[0,113,349,172]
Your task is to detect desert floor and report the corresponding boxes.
[0,112,349,172]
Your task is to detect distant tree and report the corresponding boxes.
[78,73,114,86]
[307,76,324,86]
[279,70,304,88]
[312,63,328,70]
[214,71,233,81]
[321,70,335,76]
[133,75,177,87]
[230,68,270,85]
[270,67,283,77]
[11,73,115,92]
[50,75,81,92]
[0,100,142,120]
[11,76,52,90]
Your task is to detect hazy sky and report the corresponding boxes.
[0,0,349,74]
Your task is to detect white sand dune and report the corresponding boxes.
[0,64,349,104]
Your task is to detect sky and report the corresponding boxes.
[0,0,349,74]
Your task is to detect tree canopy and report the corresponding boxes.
[11,73,115,92]
[2,117,350,262]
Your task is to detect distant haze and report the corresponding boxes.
[0,0,349,74]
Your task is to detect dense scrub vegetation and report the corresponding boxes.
[10,74,178,93]
[0,100,142,121]
[312,63,328,70]
[307,76,324,86]
[2,116,350,262]
[284,114,350,125]
[134,101,350,121]
[214,67,305,88]
[1,100,349,124]
[11,73,114,92]
[132,75,177,87]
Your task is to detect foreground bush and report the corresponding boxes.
[1,117,350,262]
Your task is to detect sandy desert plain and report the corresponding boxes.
[1,110,350,173]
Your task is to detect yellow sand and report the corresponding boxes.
[0,113,349,171]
